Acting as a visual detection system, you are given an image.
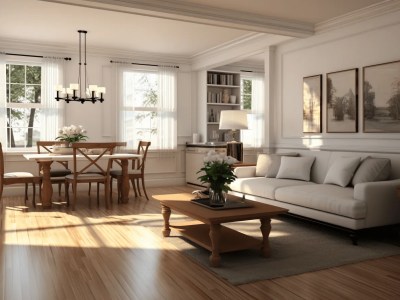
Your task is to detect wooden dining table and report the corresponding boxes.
[23,153,141,209]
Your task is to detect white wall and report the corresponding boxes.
[271,9,400,153]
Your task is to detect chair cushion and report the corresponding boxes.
[4,172,34,178]
[48,169,72,177]
[324,157,361,187]
[276,156,315,182]
[66,173,105,181]
[352,157,391,185]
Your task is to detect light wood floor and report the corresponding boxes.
[1,185,399,300]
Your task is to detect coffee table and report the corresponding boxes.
[155,193,288,267]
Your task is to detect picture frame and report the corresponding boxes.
[363,60,400,133]
[303,75,322,133]
[326,68,358,133]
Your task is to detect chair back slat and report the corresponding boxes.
[71,142,117,177]
[134,141,151,171]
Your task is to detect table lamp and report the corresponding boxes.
[219,110,248,162]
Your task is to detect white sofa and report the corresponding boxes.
[229,149,400,243]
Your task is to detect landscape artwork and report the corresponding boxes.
[303,75,322,133]
[363,60,400,132]
[326,69,358,133]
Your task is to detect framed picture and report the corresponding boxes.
[363,60,400,133]
[303,75,322,133]
[326,68,358,133]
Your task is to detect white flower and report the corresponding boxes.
[203,150,237,165]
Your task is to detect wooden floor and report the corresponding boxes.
[1,185,399,300]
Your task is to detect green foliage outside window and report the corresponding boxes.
[241,78,252,110]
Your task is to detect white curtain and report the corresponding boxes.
[41,58,65,140]
[242,74,265,148]
[157,66,177,150]
[0,53,6,145]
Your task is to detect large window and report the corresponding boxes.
[6,63,42,148]
[240,75,265,148]
[119,67,177,150]
[0,57,65,150]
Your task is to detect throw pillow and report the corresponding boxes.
[323,157,361,187]
[352,157,391,186]
[276,156,316,181]
[255,152,298,177]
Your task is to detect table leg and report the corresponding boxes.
[209,223,222,267]
[161,205,171,237]
[260,218,271,257]
[120,159,130,204]
[37,160,53,209]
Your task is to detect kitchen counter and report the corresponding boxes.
[186,142,227,149]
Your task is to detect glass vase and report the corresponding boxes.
[209,187,226,207]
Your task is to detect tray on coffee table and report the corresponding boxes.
[190,198,253,210]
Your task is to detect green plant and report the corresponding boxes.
[197,151,238,193]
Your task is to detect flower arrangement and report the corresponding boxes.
[56,125,88,143]
[197,150,238,198]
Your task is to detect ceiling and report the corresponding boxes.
[0,0,391,59]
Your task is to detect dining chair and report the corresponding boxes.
[65,142,117,210]
[37,141,72,197]
[0,143,41,207]
[110,141,151,202]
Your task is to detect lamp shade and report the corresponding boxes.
[219,110,248,130]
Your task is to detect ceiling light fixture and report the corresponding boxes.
[55,30,105,104]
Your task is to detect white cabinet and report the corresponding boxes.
[198,70,241,143]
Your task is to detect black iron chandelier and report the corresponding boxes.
[55,30,105,104]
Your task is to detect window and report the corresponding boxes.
[6,63,42,148]
[0,57,65,150]
[240,75,265,148]
[119,67,177,150]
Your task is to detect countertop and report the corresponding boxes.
[186,142,227,148]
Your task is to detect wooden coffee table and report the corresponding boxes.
[155,193,288,267]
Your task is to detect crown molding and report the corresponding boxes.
[316,0,400,33]
[40,0,314,37]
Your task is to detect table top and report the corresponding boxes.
[154,193,288,224]
[23,153,141,161]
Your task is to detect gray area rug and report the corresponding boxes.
[145,215,400,285]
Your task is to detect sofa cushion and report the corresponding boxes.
[352,157,391,185]
[324,157,360,187]
[275,184,366,219]
[229,177,315,200]
[255,153,298,177]
[276,156,315,182]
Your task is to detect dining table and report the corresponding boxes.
[23,152,141,209]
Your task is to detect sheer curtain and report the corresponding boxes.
[242,74,265,148]
[157,66,177,150]
[41,57,65,140]
[0,53,6,144]
[116,64,177,150]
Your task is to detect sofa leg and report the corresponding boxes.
[349,233,358,245]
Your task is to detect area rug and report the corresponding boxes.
[144,215,400,285]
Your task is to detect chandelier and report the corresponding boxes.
[55,30,105,104]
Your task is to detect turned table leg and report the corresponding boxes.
[260,218,271,257]
[209,223,222,267]
[37,160,53,209]
[161,205,171,237]
[120,159,130,204]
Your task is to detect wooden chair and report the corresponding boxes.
[37,141,72,197]
[110,141,151,202]
[65,142,117,210]
[0,143,41,207]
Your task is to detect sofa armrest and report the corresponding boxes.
[233,166,256,178]
[354,179,400,227]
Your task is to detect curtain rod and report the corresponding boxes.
[3,52,71,60]
[110,60,179,69]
